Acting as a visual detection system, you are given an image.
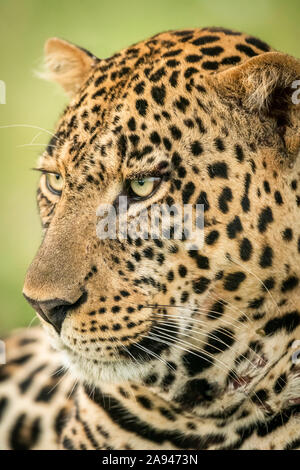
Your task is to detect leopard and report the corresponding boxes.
[0,26,300,450]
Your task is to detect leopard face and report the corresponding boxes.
[23,28,300,404]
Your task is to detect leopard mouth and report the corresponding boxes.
[56,318,179,383]
[58,316,178,361]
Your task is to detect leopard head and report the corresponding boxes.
[23,30,300,394]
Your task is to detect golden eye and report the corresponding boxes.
[129,177,160,199]
[45,173,64,195]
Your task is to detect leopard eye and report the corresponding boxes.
[129,177,161,199]
[45,173,64,195]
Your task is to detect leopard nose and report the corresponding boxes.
[23,293,86,334]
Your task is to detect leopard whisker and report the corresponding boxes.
[49,364,68,378]
[48,369,71,396]
[148,327,238,379]
[151,311,264,365]
[132,342,176,372]
[152,321,261,377]
[206,291,255,325]
[26,315,39,329]
[67,377,79,401]
[148,303,243,330]
[115,345,139,404]
[29,131,43,144]
[148,329,267,410]
[152,324,270,410]
[0,124,59,140]
[142,330,243,385]
[228,255,281,317]
[120,344,140,366]
[17,143,55,148]
[143,330,269,412]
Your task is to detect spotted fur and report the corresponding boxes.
[0,27,300,450]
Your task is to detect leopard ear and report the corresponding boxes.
[216,52,300,160]
[41,38,99,97]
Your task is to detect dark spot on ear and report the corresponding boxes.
[192,35,220,46]
[235,43,258,57]
[221,56,241,66]
[202,61,219,70]
[186,54,202,63]
[201,46,224,56]
[245,37,270,52]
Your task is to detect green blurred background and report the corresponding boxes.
[0,0,299,333]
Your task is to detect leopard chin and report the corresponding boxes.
[43,319,156,383]
[62,349,149,384]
